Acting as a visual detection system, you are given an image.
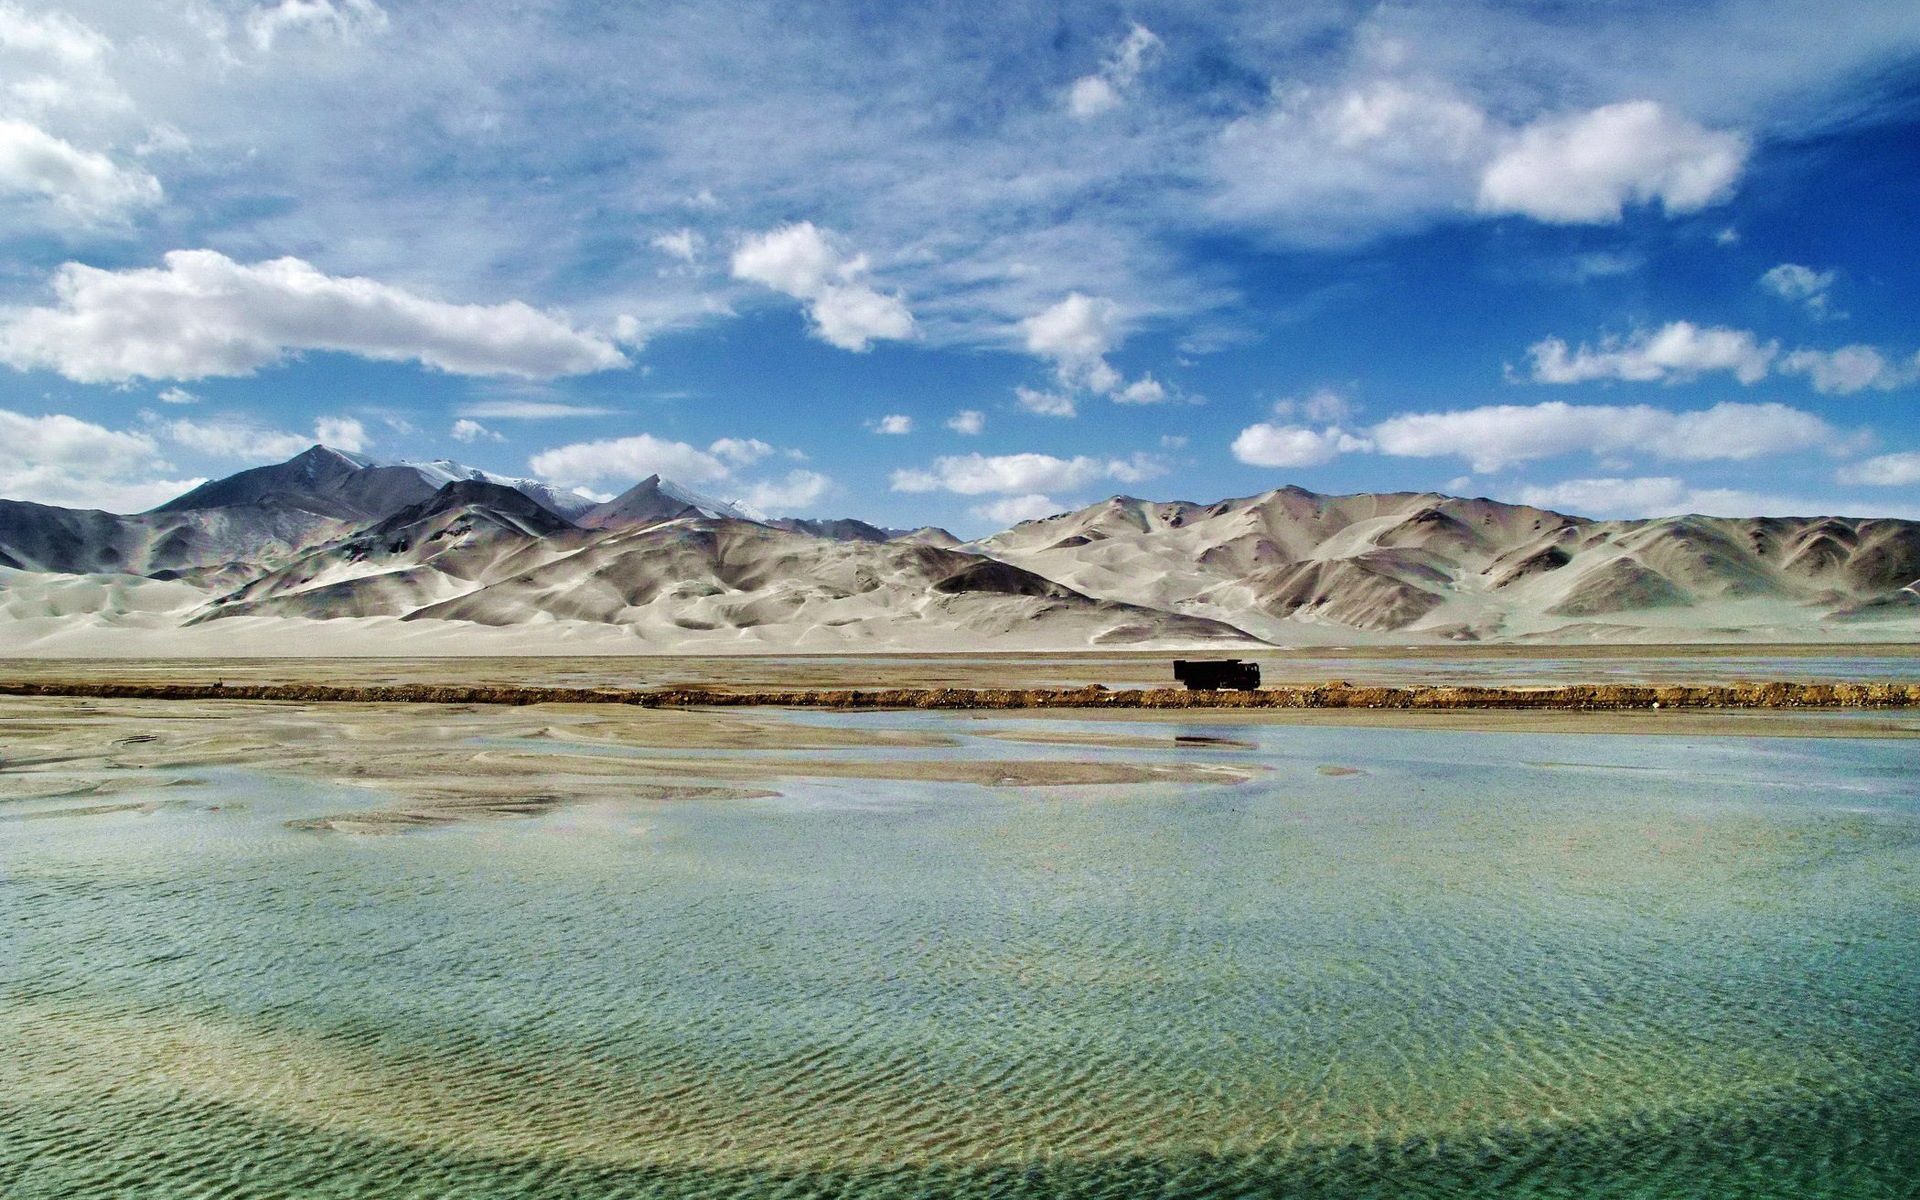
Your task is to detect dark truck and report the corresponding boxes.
[1173,659,1261,691]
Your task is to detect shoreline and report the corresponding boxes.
[5,677,1918,711]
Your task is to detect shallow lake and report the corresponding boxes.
[4,715,1917,1197]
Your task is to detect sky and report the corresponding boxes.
[0,0,1917,534]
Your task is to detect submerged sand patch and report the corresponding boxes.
[0,697,1260,835]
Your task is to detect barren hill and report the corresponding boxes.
[5,449,1919,652]
[978,487,1920,644]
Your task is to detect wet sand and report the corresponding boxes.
[0,697,1263,833]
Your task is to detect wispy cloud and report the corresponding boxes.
[0,251,628,382]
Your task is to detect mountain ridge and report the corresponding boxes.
[5,447,1920,650]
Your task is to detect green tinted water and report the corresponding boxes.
[3,719,1917,1197]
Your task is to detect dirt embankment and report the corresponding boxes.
[1,679,1916,710]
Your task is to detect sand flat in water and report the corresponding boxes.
[2,688,1917,1196]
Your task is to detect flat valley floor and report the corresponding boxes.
[3,651,1918,1197]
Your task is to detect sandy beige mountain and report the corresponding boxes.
[977,487,1920,644]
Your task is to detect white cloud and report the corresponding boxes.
[0,118,160,225]
[1504,476,1816,520]
[0,6,110,67]
[945,409,984,435]
[739,468,831,514]
[1113,375,1168,405]
[1024,291,1118,365]
[1067,77,1121,121]
[1760,263,1841,319]
[1526,321,1777,386]
[869,414,912,435]
[1368,400,1843,473]
[528,430,805,508]
[1271,388,1356,424]
[1210,79,1490,243]
[156,413,366,460]
[156,417,305,461]
[650,228,701,262]
[732,222,842,296]
[731,222,914,352]
[1014,386,1076,418]
[1020,292,1163,400]
[890,451,1163,495]
[810,283,914,350]
[0,408,199,512]
[1159,434,1187,450]
[156,387,196,405]
[1478,101,1746,223]
[459,400,615,419]
[1231,423,1372,468]
[1837,452,1920,487]
[1067,23,1160,119]
[529,433,732,487]
[450,418,501,444]
[1778,346,1918,394]
[972,493,1065,525]
[247,0,389,52]
[1216,89,1745,240]
[0,251,629,383]
[708,437,774,466]
[314,415,367,453]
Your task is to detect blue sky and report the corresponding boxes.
[0,0,1917,534]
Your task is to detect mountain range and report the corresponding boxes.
[3,444,1917,654]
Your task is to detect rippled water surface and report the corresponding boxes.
[4,717,1918,1197]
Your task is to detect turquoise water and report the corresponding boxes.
[3,717,1917,1197]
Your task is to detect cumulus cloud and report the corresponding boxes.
[731,222,914,352]
[1367,400,1843,473]
[1024,293,1118,368]
[1067,23,1160,119]
[890,451,1163,495]
[1113,375,1168,405]
[314,415,367,453]
[1761,263,1841,319]
[972,493,1065,525]
[0,408,200,512]
[246,0,389,52]
[1778,346,1919,394]
[1526,321,1777,385]
[1214,88,1745,241]
[708,437,774,466]
[1014,386,1076,418]
[0,118,160,225]
[1836,452,1920,487]
[529,433,732,487]
[1210,79,1490,242]
[1478,101,1747,223]
[738,468,831,514]
[1019,292,1169,403]
[1231,423,1371,468]
[0,250,629,383]
[945,409,984,435]
[156,387,196,405]
[868,414,912,435]
[529,431,814,513]
[451,418,502,443]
